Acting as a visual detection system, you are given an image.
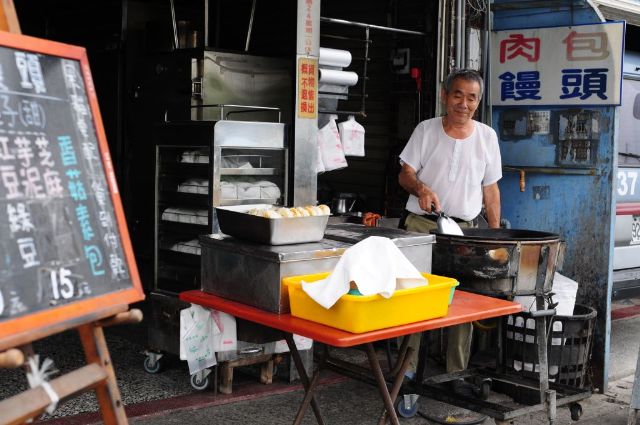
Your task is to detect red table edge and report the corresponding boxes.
[179,290,522,348]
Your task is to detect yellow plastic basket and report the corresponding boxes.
[283,272,459,333]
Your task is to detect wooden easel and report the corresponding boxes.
[0,307,143,425]
[0,0,20,33]
[0,3,146,424]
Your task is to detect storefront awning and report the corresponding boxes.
[590,0,640,27]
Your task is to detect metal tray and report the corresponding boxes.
[215,204,329,245]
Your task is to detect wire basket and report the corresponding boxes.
[503,304,597,388]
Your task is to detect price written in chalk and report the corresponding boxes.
[50,267,74,300]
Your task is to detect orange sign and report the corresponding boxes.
[297,57,318,119]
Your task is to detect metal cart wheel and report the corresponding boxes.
[395,394,419,418]
[190,369,212,391]
[570,403,583,421]
[143,355,162,374]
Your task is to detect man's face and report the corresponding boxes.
[441,78,481,125]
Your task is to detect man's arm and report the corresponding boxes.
[398,163,440,213]
[482,182,501,228]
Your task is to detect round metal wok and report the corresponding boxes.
[431,228,562,297]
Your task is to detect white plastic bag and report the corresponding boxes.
[337,115,365,157]
[180,305,237,374]
[315,132,326,173]
[180,304,218,374]
[317,115,348,171]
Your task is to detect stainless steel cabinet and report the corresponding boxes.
[149,120,287,371]
[153,120,287,297]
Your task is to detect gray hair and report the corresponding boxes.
[443,69,484,99]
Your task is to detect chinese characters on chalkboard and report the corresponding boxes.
[0,46,133,323]
[491,22,624,106]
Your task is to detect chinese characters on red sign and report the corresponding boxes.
[298,57,317,119]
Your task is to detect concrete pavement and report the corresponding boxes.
[1,304,637,424]
[39,313,640,425]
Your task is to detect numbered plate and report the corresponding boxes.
[617,169,640,202]
[633,215,640,245]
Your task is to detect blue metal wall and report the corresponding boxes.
[492,0,616,390]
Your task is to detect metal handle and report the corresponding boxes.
[530,308,557,318]
[239,346,263,355]
[191,104,282,123]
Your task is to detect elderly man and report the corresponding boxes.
[398,68,502,394]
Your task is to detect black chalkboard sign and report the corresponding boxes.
[0,32,143,348]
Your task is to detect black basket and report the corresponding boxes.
[503,304,597,388]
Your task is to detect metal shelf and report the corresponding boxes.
[218,198,280,206]
[220,168,281,176]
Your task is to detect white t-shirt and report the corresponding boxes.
[399,117,502,221]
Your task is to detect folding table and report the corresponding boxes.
[180,289,522,425]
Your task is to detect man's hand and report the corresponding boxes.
[399,163,441,213]
[416,185,440,213]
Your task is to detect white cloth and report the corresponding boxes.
[400,117,502,221]
[177,178,209,195]
[257,180,281,199]
[551,272,578,316]
[162,207,208,225]
[301,236,427,309]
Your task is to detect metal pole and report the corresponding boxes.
[461,0,466,68]
[169,0,179,50]
[455,0,461,68]
[245,0,256,51]
[361,26,369,115]
[482,0,491,125]
[320,16,425,36]
[204,0,209,47]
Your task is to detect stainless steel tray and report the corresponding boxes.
[215,204,329,245]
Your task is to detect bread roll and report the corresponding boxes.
[303,206,317,216]
[276,207,295,218]
[289,208,302,217]
[317,204,331,215]
[262,209,281,219]
[295,207,310,217]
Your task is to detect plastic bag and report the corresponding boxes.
[317,115,348,171]
[180,305,237,374]
[315,132,326,173]
[337,115,365,157]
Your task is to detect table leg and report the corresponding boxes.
[377,346,415,425]
[388,334,411,378]
[365,343,401,425]
[284,334,325,425]
[415,331,429,385]
[293,365,323,425]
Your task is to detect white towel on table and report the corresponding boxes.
[301,236,427,309]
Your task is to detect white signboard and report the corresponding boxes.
[490,22,624,106]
